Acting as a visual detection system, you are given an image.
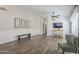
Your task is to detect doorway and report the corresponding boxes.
[42,18,47,36]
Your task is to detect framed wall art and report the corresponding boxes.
[21,19,26,28]
[14,17,30,28]
[14,17,20,28]
[26,20,30,28]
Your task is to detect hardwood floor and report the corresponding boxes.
[0,35,62,54]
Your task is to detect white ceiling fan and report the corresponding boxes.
[52,11,60,19]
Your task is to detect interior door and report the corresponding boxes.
[42,18,47,36]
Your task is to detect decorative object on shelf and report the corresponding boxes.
[14,17,30,28]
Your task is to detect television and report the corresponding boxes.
[53,22,63,28]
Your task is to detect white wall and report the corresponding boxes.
[78,6,79,37]
[70,6,78,37]
[0,5,41,44]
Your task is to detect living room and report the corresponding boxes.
[0,5,78,54]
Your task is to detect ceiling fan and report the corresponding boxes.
[0,7,7,11]
[51,12,60,19]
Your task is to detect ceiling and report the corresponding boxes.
[22,5,75,17]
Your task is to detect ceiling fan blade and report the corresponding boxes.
[52,16,59,18]
[56,15,60,16]
[0,7,7,11]
[55,16,59,18]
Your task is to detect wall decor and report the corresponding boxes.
[14,17,30,28]
[14,17,20,28]
[26,20,30,28]
[21,19,26,28]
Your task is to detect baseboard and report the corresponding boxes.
[0,34,41,45]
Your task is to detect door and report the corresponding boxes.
[42,18,47,36]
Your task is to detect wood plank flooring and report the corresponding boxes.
[0,35,62,54]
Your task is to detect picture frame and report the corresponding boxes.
[14,17,30,28]
[21,19,26,28]
[26,20,30,28]
[14,17,20,28]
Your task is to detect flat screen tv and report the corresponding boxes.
[53,22,63,28]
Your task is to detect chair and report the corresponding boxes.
[58,35,78,54]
